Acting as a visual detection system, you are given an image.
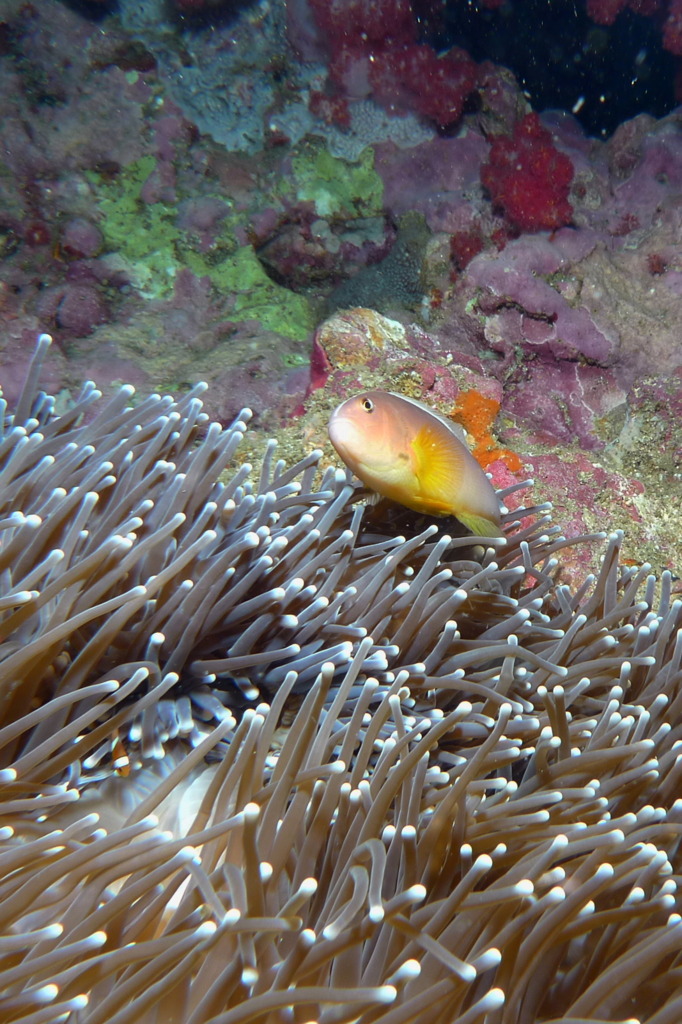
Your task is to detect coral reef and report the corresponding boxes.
[2,338,682,1022]
[2,0,682,582]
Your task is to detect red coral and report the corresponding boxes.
[450,226,485,273]
[308,0,416,49]
[664,0,682,53]
[586,0,667,30]
[586,0,627,24]
[611,212,640,236]
[647,252,668,274]
[309,90,351,127]
[369,44,477,127]
[481,113,574,233]
[23,219,51,247]
[307,331,332,394]
[305,0,477,129]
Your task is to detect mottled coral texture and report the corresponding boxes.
[481,113,574,233]
[306,0,478,128]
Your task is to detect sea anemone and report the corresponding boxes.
[1,334,681,1023]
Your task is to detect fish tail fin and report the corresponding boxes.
[456,512,505,539]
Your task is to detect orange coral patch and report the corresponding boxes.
[451,389,523,472]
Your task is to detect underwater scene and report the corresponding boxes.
[1,0,682,1021]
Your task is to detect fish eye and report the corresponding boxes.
[361,398,374,413]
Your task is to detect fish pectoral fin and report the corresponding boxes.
[455,511,504,538]
[411,423,465,504]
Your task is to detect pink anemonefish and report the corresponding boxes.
[328,390,503,537]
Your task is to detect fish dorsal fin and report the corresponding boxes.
[389,391,468,444]
[410,421,466,515]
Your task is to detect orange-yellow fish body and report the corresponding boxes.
[328,390,502,537]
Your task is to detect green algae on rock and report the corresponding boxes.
[289,140,384,219]
[185,244,314,341]
[88,159,313,340]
